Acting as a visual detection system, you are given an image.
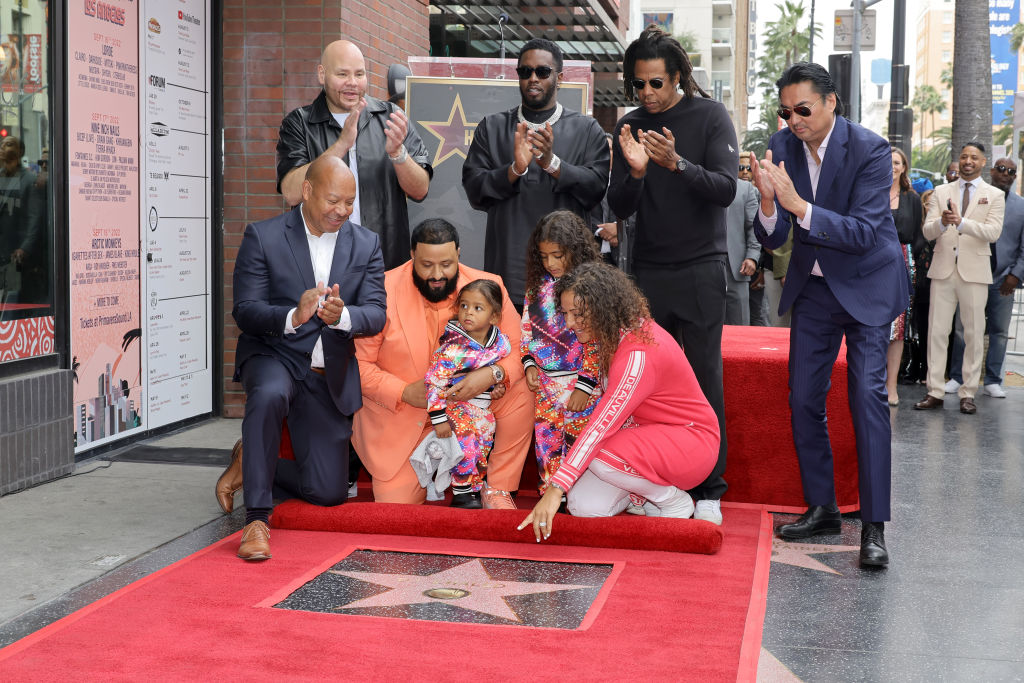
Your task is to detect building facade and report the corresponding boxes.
[0,1,630,495]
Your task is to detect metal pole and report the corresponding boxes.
[809,0,815,63]
[850,0,861,123]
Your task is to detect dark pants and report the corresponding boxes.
[634,260,728,500]
[789,277,891,522]
[240,355,352,511]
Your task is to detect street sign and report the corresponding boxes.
[834,9,876,51]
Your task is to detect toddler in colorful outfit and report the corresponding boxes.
[425,280,511,508]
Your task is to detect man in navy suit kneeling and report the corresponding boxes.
[751,63,909,567]
[218,155,386,561]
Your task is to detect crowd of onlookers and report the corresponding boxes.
[724,143,1023,415]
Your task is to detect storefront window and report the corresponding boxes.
[0,0,52,362]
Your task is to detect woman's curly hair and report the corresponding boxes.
[524,210,601,298]
[555,262,653,376]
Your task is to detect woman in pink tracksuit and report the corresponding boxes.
[518,262,720,540]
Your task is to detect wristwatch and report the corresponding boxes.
[388,145,408,164]
[543,154,561,175]
[674,157,687,174]
[490,365,506,383]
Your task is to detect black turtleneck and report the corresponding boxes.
[521,104,557,125]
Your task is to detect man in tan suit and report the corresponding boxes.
[353,218,533,506]
[915,142,1005,414]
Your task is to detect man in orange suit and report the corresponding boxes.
[353,218,533,508]
[914,141,1005,415]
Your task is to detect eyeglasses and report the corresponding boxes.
[947,170,959,178]
[777,100,820,120]
[631,78,665,91]
[738,165,751,171]
[994,164,1017,176]
[516,65,555,80]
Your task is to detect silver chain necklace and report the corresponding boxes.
[517,102,563,131]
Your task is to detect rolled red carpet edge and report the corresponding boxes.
[270,500,724,554]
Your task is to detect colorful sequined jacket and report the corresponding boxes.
[520,274,599,396]
[425,321,511,426]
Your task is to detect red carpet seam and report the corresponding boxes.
[736,505,773,682]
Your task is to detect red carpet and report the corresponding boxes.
[272,500,724,555]
[721,325,860,511]
[0,506,772,682]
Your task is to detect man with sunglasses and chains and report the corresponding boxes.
[749,62,909,567]
[945,157,1024,401]
[917,146,1007,410]
[463,38,609,306]
[607,25,738,526]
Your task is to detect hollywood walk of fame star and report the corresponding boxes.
[419,93,478,168]
[771,538,861,575]
[330,558,595,622]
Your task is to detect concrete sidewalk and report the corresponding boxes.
[0,418,243,632]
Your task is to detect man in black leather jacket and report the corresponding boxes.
[277,40,432,269]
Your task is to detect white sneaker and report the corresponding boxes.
[944,379,961,394]
[651,487,694,518]
[693,499,723,525]
[347,481,358,498]
[984,383,1007,398]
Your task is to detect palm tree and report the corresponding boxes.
[743,1,820,154]
[952,0,992,158]
[1010,22,1024,53]
[911,85,946,148]
[939,65,953,93]
[994,109,1014,146]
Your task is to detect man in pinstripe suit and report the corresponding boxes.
[751,63,909,568]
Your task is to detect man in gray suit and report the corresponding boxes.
[724,174,761,324]
[947,156,1024,397]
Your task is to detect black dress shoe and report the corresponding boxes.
[959,397,977,415]
[777,504,842,539]
[450,492,482,509]
[860,521,889,567]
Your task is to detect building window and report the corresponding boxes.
[943,12,952,23]
[0,0,53,363]
[942,31,951,43]
[942,50,952,61]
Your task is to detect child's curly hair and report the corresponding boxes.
[524,210,601,298]
[555,262,653,376]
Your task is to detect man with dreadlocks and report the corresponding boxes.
[607,25,738,525]
[463,38,609,305]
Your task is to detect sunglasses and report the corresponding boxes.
[516,65,555,80]
[777,99,820,120]
[994,164,1017,176]
[738,165,751,171]
[631,78,665,91]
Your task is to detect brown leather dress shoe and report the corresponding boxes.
[959,397,977,415]
[913,395,943,410]
[237,520,271,561]
[215,439,243,514]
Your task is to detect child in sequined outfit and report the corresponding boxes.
[426,280,511,507]
[521,211,602,494]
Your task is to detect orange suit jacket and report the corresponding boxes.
[352,261,526,482]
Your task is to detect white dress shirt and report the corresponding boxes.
[332,112,361,225]
[758,116,837,277]
[941,178,973,233]
[283,205,353,369]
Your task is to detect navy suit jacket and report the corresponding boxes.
[994,191,1024,284]
[232,206,387,415]
[754,116,909,326]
